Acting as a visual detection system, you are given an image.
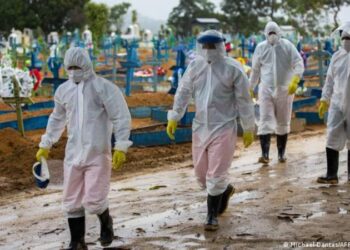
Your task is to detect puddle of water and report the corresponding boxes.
[307,211,327,219]
[338,207,348,214]
[182,233,206,241]
[0,214,18,224]
[337,190,347,193]
[183,242,202,247]
[232,191,265,203]
[117,201,204,229]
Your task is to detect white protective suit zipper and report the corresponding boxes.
[343,54,350,114]
[76,82,84,164]
[205,62,212,125]
[272,46,277,88]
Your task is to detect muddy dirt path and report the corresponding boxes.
[1,128,350,249]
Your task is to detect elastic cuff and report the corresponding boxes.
[65,208,85,218]
[114,141,133,152]
[39,142,52,150]
[167,110,181,121]
[206,175,228,196]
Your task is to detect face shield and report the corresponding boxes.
[196,30,226,62]
[264,21,281,45]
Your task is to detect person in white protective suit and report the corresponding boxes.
[317,22,350,184]
[35,47,132,249]
[166,30,255,231]
[250,21,304,164]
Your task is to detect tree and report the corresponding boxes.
[109,2,131,33]
[0,0,88,35]
[132,10,138,24]
[0,0,40,35]
[167,0,216,36]
[84,2,109,43]
[220,0,282,36]
[30,0,88,33]
[322,0,350,28]
[282,0,326,36]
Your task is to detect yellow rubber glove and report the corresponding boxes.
[288,75,301,95]
[249,89,255,99]
[166,120,177,140]
[243,131,254,148]
[36,148,50,161]
[318,100,329,119]
[112,150,126,170]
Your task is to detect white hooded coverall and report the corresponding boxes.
[168,30,255,196]
[322,23,350,151]
[39,47,132,218]
[250,22,304,135]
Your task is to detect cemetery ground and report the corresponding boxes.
[1,124,350,249]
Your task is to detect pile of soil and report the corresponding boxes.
[31,96,53,102]
[304,76,320,87]
[298,100,320,112]
[0,101,14,111]
[126,92,174,108]
[0,128,38,194]
[0,109,52,122]
[0,127,192,197]
[132,118,162,129]
[0,92,176,123]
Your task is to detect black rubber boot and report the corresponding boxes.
[98,208,114,246]
[205,194,222,231]
[317,147,339,184]
[348,150,350,182]
[277,134,288,163]
[258,134,271,164]
[67,217,87,250]
[218,184,235,215]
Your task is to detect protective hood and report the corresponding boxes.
[264,21,281,44]
[331,21,350,38]
[196,30,225,62]
[64,47,94,81]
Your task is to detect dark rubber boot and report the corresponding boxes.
[277,134,288,163]
[258,134,271,164]
[205,194,222,231]
[67,217,87,250]
[218,184,235,215]
[98,208,114,246]
[317,147,339,184]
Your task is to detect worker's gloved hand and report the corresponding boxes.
[167,120,177,140]
[112,150,126,170]
[318,100,329,119]
[36,148,50,161]
[249,89,255,99]
[243,131,254,148]
[287,75,301,95]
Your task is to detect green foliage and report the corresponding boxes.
[132,10,138,24]
[109,2,131,33]
[0,0,88,35]
[322,0,350,27]
[221,0,275,35]
[0,0,40,35]
[84,2,109,44]
[281,0,325,36]
[167,0,216,36]
[168,0,350,36]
